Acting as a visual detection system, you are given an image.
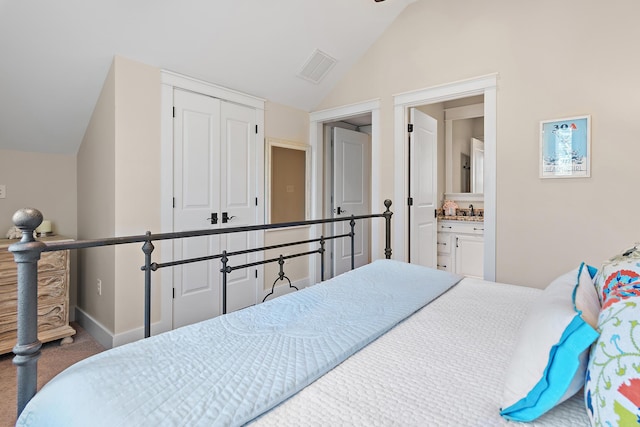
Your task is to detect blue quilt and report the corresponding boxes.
[17,259,462,426]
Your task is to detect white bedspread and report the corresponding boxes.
[253,278,590,426]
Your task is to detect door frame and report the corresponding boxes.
[159,70,265,334]
[309,99,381,283]
[393,74,497,281]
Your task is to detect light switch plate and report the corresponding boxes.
[0,185,5,199]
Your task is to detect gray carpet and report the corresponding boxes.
[0,322,105,426]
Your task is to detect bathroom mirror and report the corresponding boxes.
[445,103,484,201]
[266,138,311,224]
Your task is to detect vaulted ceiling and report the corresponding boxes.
[0,0,415,154]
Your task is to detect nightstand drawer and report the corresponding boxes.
[0,271,68,315]
[0,301,72,354]
[0,247,68,277]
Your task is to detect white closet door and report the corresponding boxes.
[172,91,260,328]
[220,100,258,313]
[173,89,222,328]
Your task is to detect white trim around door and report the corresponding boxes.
[309,99,381,283]
[393,74,497,281]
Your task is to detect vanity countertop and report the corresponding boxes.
[437,215,484,223]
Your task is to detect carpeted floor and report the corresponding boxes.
[0,322,105,427]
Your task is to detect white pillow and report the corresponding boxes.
[500,263,599,421]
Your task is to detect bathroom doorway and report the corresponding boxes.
[393,75,497,281]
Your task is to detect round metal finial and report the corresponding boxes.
[12,208,43,232]
[384,199,392,209]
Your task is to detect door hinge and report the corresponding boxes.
[434,209,437,218]
[172,197,175,208]
[172,288,175,299]
[172,107,175,118]
[255,125,258,134]
[407,124,414,133]
[408,197,413,206]
[255,270,258,279]
[255,197,258,206]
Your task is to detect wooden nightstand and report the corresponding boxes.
[0,236,76,355]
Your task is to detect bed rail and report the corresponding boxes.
[9,200,393,417]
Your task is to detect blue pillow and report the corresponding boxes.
[500,263,600,421]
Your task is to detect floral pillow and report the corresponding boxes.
[585,244,640,426]
[594,243,640,307]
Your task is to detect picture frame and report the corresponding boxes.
[540,115,591,178]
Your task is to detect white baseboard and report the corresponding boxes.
[74,307,114,350]
[112,325,148,348]
[75,307,164,349]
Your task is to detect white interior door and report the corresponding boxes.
[173,89,222,328]
[332,127,370,276]
[409,108,437,268]
[172,90,259,328]
[220,101,259,313]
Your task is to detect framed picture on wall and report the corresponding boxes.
[540,115,591,178]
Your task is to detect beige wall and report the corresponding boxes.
[77,60,117,332]
[113,56,161,334]
[265,101,310,142]
[0,149,78,311]
[0,150,77,238]
[77,56,161,338]
[317,0,640,288]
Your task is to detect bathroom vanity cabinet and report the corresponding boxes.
[436,220,484,279]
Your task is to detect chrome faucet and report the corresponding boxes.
[469,204,475,216]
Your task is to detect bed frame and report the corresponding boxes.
[8,200,393,418]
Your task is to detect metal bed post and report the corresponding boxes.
[221,250,229,315]
[383,199,393,259]
[319,236,325,281]
[141,232,154,339]
[9,209,45,417]
[349,216,356,270]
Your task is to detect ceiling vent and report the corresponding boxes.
[298,49,336,84]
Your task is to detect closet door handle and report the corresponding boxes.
[334,207,347,215]
[222,212,236,223]
[207,213,218,224]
